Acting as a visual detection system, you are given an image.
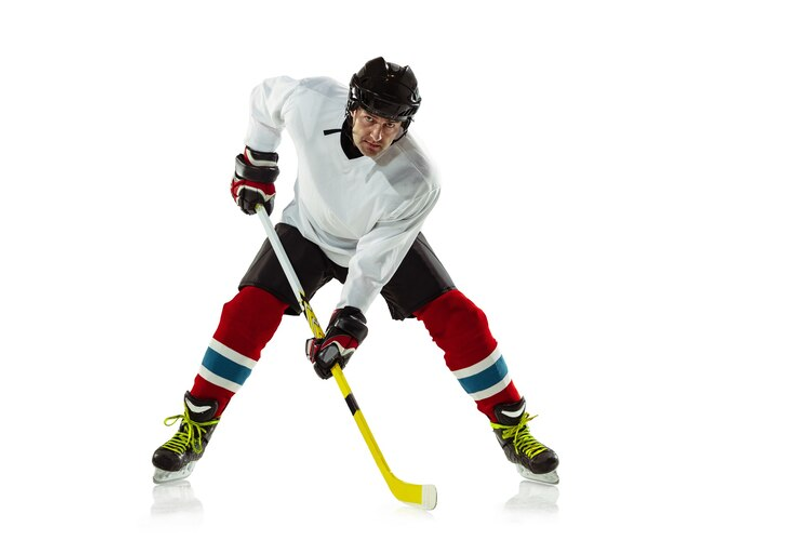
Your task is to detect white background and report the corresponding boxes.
[1,1,798,531]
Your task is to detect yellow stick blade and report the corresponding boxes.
[332,365,437,510]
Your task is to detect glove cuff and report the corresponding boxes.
[235,154,279,183]
[329,307,368,343]
[245,147,279,165]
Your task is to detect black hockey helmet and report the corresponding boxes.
[347,57,421,126]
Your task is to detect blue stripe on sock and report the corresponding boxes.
[456,356,509,395]
[201,347,252,386]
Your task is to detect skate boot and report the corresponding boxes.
[152,392,220,484]
[491,398,559,485]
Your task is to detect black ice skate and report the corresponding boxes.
[152,392,220,484]
[491,398,559,485]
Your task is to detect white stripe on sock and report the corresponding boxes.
[208,338,257,369]
[451,346,502,379]
[198,365,242,393]
[469,374,513,401]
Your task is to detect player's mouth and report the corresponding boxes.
[363,140,382,153]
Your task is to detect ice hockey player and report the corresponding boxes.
[152,57,559,486]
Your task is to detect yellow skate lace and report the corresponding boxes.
[161,408,219,454]
[491,412,548,459]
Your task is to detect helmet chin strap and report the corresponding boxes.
[392,122,411,143]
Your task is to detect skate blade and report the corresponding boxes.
[516,465,559,485]
[153,462,196,484]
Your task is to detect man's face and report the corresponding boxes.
[350,108,404,158]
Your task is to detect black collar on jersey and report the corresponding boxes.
[323,119,363,160]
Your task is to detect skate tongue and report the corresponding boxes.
[183,392,219,423]
[494,398,527,426]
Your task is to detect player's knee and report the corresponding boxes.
[418,290,490,340]
[221,286,287,332]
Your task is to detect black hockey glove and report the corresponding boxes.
[230,148,279,215]
[306,307,368,380]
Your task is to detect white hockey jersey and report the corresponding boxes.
[245,76,441,314]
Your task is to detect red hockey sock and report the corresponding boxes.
[415,290,521,422]
[191,286,288,416]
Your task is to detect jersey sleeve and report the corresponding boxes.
[244,76,300,152]
[337,185,441,314]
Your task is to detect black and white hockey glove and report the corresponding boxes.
[306,307,368,380]
[230,147,279,215]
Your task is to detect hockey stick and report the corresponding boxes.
[255,204,437,510]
